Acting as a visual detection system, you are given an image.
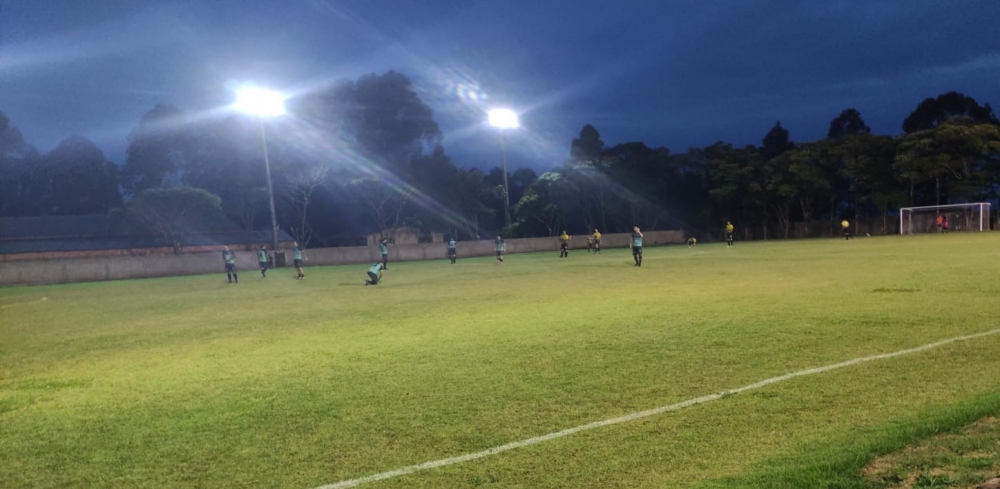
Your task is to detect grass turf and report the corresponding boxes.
[2,234,1000,488]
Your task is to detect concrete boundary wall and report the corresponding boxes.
[0,231,683,286]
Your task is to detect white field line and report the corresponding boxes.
[314,328,1000,489]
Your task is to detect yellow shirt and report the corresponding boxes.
[593,231,601,241]
[725,223,734,233]
[841,220,849,229]
[559,233,570,243]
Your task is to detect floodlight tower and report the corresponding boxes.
[487,109,519,232]
[234,86,286,252]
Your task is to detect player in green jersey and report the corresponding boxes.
[447,237,457,264]
[495,235,505,265]
[222,246,238,284]
[630,226,643,267]
[257,245,269,277]
[365,262,384,285]
[292,242,306,279]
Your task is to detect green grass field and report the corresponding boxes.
[3,234,1000,488]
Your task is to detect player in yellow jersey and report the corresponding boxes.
[725,221,734,247]
[558,230,570,258]
[841,219,852,240]
[592,229,602,254]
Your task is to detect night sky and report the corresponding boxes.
[2,0,999,172]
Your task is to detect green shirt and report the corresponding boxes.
[448,239,456,250]
[495,238,505,252]
[631,232,643,247]
[368,263,383,274]
[379,243,387,254]
[293,248,303,260]
[223,250,235,265]
[258,250,268,263]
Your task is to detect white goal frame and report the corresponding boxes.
[899,203,991,234]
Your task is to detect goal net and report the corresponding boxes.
[899,203,991,234]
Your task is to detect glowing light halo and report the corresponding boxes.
[233,86,287,117]
[487,108,519,129]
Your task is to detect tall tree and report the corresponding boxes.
[41,136,122,215]
[570,124,605,161]
[761,122,795,160]
[828,109,871,139]
[183,117,269,230]
[450,168,493,239]
[281,162,329,247]
[895,122,1000,205]
[514,171,565,236]
[902,91,999,134]
[346,177,412,239]
[839,134,900,233]
[311,71,441,172]
[116,187,229,253]
[0,111,41,216]
[121,104,189,195]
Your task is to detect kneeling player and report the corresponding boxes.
[687,237,697,247]
[365,262,384,285]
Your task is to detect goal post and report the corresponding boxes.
[899,203,991,235]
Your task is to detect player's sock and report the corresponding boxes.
[233,273,238,283]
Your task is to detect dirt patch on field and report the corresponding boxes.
[863,417,1000,489]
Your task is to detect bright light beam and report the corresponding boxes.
[487,109,519,129]
[234,87,287,117]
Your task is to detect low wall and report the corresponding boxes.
[0,231,683,286]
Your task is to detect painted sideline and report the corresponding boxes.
[313,328,1000,489]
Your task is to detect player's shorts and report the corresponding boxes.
[496,251,504,257]
[632,246,643,256]
[448,249,456,257]
[225,263,235,272]
[294,259,302,267]
[259,261,268,269]
[726,232,733,240]
[560,242,568,250]
[367,271,379,284]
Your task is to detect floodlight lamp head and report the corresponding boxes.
[234,86,287,117]
[488,109,519,129]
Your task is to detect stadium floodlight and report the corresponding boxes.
[234,87,287,117]
[234,86,286,252]
[487,109,519,232]
[488,109,519,129]
[899,203,991,234]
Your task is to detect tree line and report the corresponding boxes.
[2,71,998,246]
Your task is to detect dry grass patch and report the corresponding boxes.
[863,417,1000,489]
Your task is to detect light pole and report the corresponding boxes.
[234,86,286,252]
[488,109,519,232]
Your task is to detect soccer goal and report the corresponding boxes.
[899,203,991,234]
